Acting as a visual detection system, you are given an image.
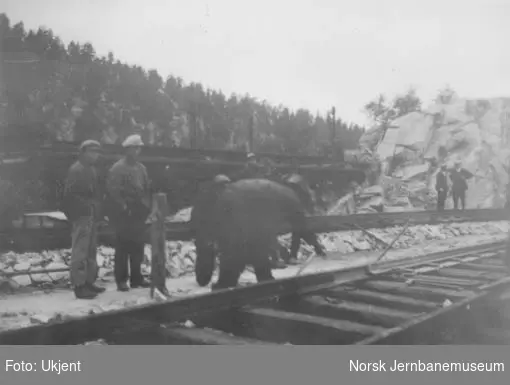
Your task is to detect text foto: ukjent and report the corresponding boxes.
[5,359,82,374]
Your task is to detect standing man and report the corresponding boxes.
[435,164,448,211]
[450,160,469,210]
[107,134,151,292]
[62,140,106,299]
[230,152,262,181]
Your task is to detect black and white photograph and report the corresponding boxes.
[1,0,510,348]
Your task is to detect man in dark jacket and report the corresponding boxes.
[435,164,448,211]
[63,140,106,299]
[450,161,470,210]
[107,134,151,292]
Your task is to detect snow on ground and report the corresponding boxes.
[0,226,507,332]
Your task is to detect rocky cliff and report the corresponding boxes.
[359,95,510,210]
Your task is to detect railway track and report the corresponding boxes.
[2,208,508,250]
[1,240,509,345]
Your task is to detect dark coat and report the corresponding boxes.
[106,157,151,239]
[435,171,448,192]
[62,160,102,222]
[450,169,469,192]
[191,178,324,287]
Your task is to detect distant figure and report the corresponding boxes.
[230,152,262,181]
[435,164,448,211]
[345,181,359,215]
[62,140,106,300]
[107,134,151,292]
[450,161,470,210]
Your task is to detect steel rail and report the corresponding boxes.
[0,240,506,345]
[4,207,507,243]
[138,207,510,241]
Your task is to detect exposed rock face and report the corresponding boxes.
[360,96,510,210]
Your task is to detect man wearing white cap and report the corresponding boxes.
[62,139,105,299]
[107,134,151,291]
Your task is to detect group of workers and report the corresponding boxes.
[63,135,151,299]
[64,136,498,299]
[435,160,471,211]
[62,139,295,300]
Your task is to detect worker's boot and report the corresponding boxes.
[271,258,287,269]
[88,283,106,293]
[74,285,98,300]
[117,282,129,292]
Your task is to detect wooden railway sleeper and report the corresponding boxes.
[454,262,508,272]
[321,287,441,312]
[362,279,475,300]
[278,294,419,328]
[398,274,485,288]
[432,268,503,281]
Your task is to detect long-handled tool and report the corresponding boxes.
[364,218,410,275]
[295,252,318,276]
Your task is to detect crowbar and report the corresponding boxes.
[364,218,411,276]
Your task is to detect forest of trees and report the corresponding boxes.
[0,14,367,156]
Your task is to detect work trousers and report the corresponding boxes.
[114,233,145,286]
[70,216,99,287]
[452,190,466,210]
[437,190,447,211]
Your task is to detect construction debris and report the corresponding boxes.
[1,220,508,293]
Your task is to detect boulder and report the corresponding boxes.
[0,277,20,293]
[360,96,510,210]
[12,275,32,286]
[13,262,31,272]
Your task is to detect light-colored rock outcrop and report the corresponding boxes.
[360,95,510,210]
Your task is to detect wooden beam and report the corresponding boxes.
[234,307,385,344]
[362,280,474,300]
[150,193,170,298]
[156,326,277,345]
[293,295,416,328]
[323,288,440,312]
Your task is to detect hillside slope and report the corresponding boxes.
[360,95,510,210]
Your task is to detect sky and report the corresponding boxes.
[3,0,510,125]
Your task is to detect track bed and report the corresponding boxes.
[2,241,508,345]
[110,242,510,345]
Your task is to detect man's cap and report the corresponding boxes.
[246,152,256,160]
[122,134,144,148]
[79,139,101,152]
[454,160,462,165]
[213,174,231,184]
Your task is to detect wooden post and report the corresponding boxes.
[247,114,254,153]
[149,193,170,299]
